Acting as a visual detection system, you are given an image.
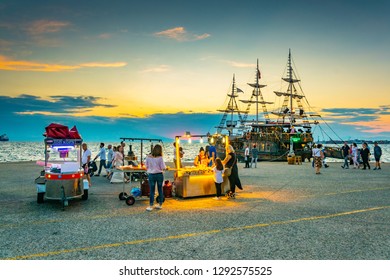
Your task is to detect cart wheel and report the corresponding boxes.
[125,196,136,206]
[82,189,88,200]
[119,192,127,200]
[37,193,45,204]
[156,195,165,204]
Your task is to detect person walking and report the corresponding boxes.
[351,143,359,169]
[312,143,324,174]
[222,145,243,198]
[106,145,115,180]
[106,144,114,170]
[373,141,382,170]
[145,144,166,211]
[244,144,250,168]
[212,158,224,200]
[341,142,350,169]
[110,145,128,183]
[360,143,370,170]
[250,144,259,168]
[81,143,92,187]
[94,142,107,176]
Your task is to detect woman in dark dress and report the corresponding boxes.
[360,143,370,170]
[222,145,243,198]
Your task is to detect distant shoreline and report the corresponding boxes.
[320,140,390,144]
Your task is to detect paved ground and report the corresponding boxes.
[0,161,389,260]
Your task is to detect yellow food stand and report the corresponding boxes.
[173,133,230,198]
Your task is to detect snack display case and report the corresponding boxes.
[173,134,230,198]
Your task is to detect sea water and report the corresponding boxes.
[0,141,389,163]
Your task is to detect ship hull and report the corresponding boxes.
[213,131,313,162]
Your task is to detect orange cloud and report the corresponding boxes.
[154,26,210,42]
[0,55,127,72]
[359,115,390,134]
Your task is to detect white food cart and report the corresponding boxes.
[35,124,88,208]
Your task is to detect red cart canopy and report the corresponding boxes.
[44,123,82,139]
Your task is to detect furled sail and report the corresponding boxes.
[282,78,300,83]
[247,83,266,88]
[274,91,304,99]
[240,100,273,104]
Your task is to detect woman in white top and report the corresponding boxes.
[351,143,359,169]
[312,144,324,174]
[212,158,224,200]
[145,144,166,211]
[110,145,128,183]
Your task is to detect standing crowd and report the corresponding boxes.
[313,141,383,174]
[340,141,382,170]
[189,144,243,200]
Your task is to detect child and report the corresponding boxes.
[212,158,224,200]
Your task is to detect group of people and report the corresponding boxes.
[81,141,259,210]
[81,142,131,187]
[244,144,259,168]
[174,143,243,200]
[144,143,244,211]
[193,145,217,167]
[312,141,383,174]
[341,141,382,170]
[192,144,242,200]
[81,141,167,211]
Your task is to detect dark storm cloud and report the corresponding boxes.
[0,94,116,115]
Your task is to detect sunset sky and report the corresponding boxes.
[1,0,389,141]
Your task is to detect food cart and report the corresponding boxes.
[173,133,230,198]
[115,137,164,206]
[35,123,87,208]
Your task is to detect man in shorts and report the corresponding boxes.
[373,141,382,170]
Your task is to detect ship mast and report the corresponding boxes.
[241,59,273,126]
[272,49,311,155]
[216,75,246,135]
[273,49,309,127]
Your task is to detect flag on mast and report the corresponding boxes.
[236,87,244,93]
[257,69,261,79]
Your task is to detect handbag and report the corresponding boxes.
[224,154,237,176]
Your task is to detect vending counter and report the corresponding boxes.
[173,167,229,198]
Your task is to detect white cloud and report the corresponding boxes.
[154,27,210,42]
[140,65,170,73]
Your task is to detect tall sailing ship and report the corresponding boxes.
[211,50,318,162]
